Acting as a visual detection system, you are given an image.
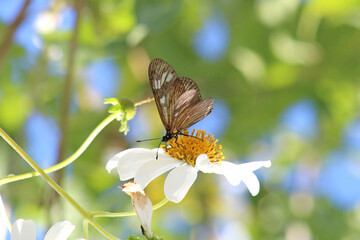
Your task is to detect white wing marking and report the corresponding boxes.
[166,73,173,82]
[160,96,165,105]
[155,79,161,89]
[161,73,166,85]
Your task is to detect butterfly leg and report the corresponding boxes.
[156,140,162,160]
[174,133,185,148]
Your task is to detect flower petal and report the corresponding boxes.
[134,156,182,189]
[44,221,75,240]
[195,154,214,173]
[122,182,153,239]
[11,219,36,240]
[195,154,228,175]
[222,160,271,196]
[115,148,160,180]
[239,160,272,171]
[106,148,155,173]
[164,165,198,203]
[240,171,261,196]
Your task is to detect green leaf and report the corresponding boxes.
[127,234,143,240]
[108,105,122,113]
[153,234,165,240]
[119,122,130,135]
[104,98,120,105]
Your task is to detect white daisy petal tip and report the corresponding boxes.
[264,160,271,168]
[244,172,261,196]
[12,219,36,240]
[164,165,198,203]
[105,157,119,173]
[44,220,75,240]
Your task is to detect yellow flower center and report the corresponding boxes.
[162,129,225,166]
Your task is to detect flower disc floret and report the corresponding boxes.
[162,129,224,166]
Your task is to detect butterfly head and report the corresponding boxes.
[162,130,176,142]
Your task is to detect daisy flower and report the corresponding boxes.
[107,129,271,203]
[10,219,80,240]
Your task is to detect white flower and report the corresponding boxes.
[11,219,79,240]
[122,182,153,239]
[107,130,271,203]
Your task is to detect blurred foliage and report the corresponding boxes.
[1,0,360,239]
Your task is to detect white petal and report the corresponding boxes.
[106,148,155,173]
[11,219,36,240]
[106,155,120,173]
[164,165,198,203]
[134,156,182,189]
[240,171,261,196]
[44,221,75,240]
[239,160,272,171]
[223,160,271,196]
[195,154,213,173]
[116,148,160,180]
[153,148,165,154]
[220,161,243,185]
[122,183,153,239]
[195,154,228,174]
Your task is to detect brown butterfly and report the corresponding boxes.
[148,58,214,142]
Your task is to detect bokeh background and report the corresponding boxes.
[1,0,360,239]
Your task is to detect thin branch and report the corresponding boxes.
[0,0,31,67]
[55,0,84,182]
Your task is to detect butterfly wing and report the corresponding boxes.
[171,90,214,132]
[148,59,200,131]
[148,58,178,130]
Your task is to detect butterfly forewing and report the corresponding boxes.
[148,58,178,130]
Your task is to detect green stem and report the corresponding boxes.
[0,97,154,186]
[0,113,118,186]
[0,128,120,240]
[0,128,89,218]
[91,198,169,218]
[83,219,89,240]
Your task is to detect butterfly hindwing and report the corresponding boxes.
[171,91,213,131]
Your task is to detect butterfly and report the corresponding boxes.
[148,58,214,142]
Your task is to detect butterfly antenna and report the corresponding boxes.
[136,137,162,143]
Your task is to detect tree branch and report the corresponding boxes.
[0,0,32,67]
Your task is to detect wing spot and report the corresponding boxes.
[155,79,161,89]
[160,96,165,104]
[166,73,173,82]
[161,73,167,85]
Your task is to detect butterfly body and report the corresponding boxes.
[148,58,213,142]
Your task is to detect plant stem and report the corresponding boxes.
[0,128,89,218]
[0,97,154,186]
[0,128,119,240]
[135,97,154,107]
[91,198,169,218]
[0,113,118,186]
